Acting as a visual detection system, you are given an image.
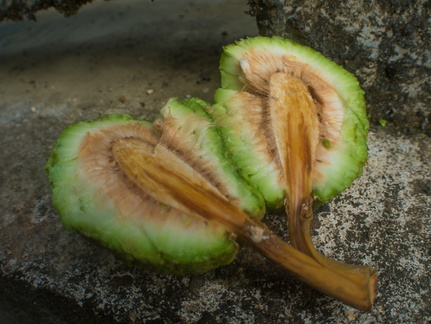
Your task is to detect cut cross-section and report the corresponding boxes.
[45,114,239,273]
[216,36,369,204]
[214,36,373,294]
[155,97,266,217]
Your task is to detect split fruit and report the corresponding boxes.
[214,36,368,205]
[45,111,262,274]
[213,37,373,288]
[46,36,376,310]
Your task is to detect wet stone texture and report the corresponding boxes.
[0,0,430,323]
[249,0,431,136]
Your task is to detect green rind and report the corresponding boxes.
[218,36,369,203]
[160,97,266,217]
[45,114,238,274]
[212,89,285,207]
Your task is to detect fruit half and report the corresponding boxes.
[45,114,240,273]
[216,36,369,204]
[214,36,374,299]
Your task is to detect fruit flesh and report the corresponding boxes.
[217,36,369,203]
[156,97,266,216]
[46,115,239,273]
[211,89,285,206]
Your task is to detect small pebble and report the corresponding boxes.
[118,95,127,103]
[146,89,154,95]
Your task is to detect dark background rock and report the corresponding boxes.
[248,0,431,136]
[0,0,430,323]
[0,0,93,21]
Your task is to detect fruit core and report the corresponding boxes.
[238,51,345,181]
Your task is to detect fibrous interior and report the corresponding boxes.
[237,50,345,187]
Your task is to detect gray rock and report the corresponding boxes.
[248,0,431,135]
[0,0,430,323]
[0,0,92,21]
[2,118,430,322]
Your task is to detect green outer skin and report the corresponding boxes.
[160,97,266,217]
[45,114,238,274]
[217,36,369,203]
[211,90,285,207]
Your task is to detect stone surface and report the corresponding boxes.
[249,0,431,135]
[0,0,430,322]
[0,0,92,21]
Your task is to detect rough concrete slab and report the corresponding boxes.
[0,0,430,323]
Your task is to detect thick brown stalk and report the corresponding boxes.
[268,73,319,254]
[112,139,377,310]
[269,73,376,277]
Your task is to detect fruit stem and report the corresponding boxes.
[239,218,378,311]
[113,140,377,310]
[288,196,378,279]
